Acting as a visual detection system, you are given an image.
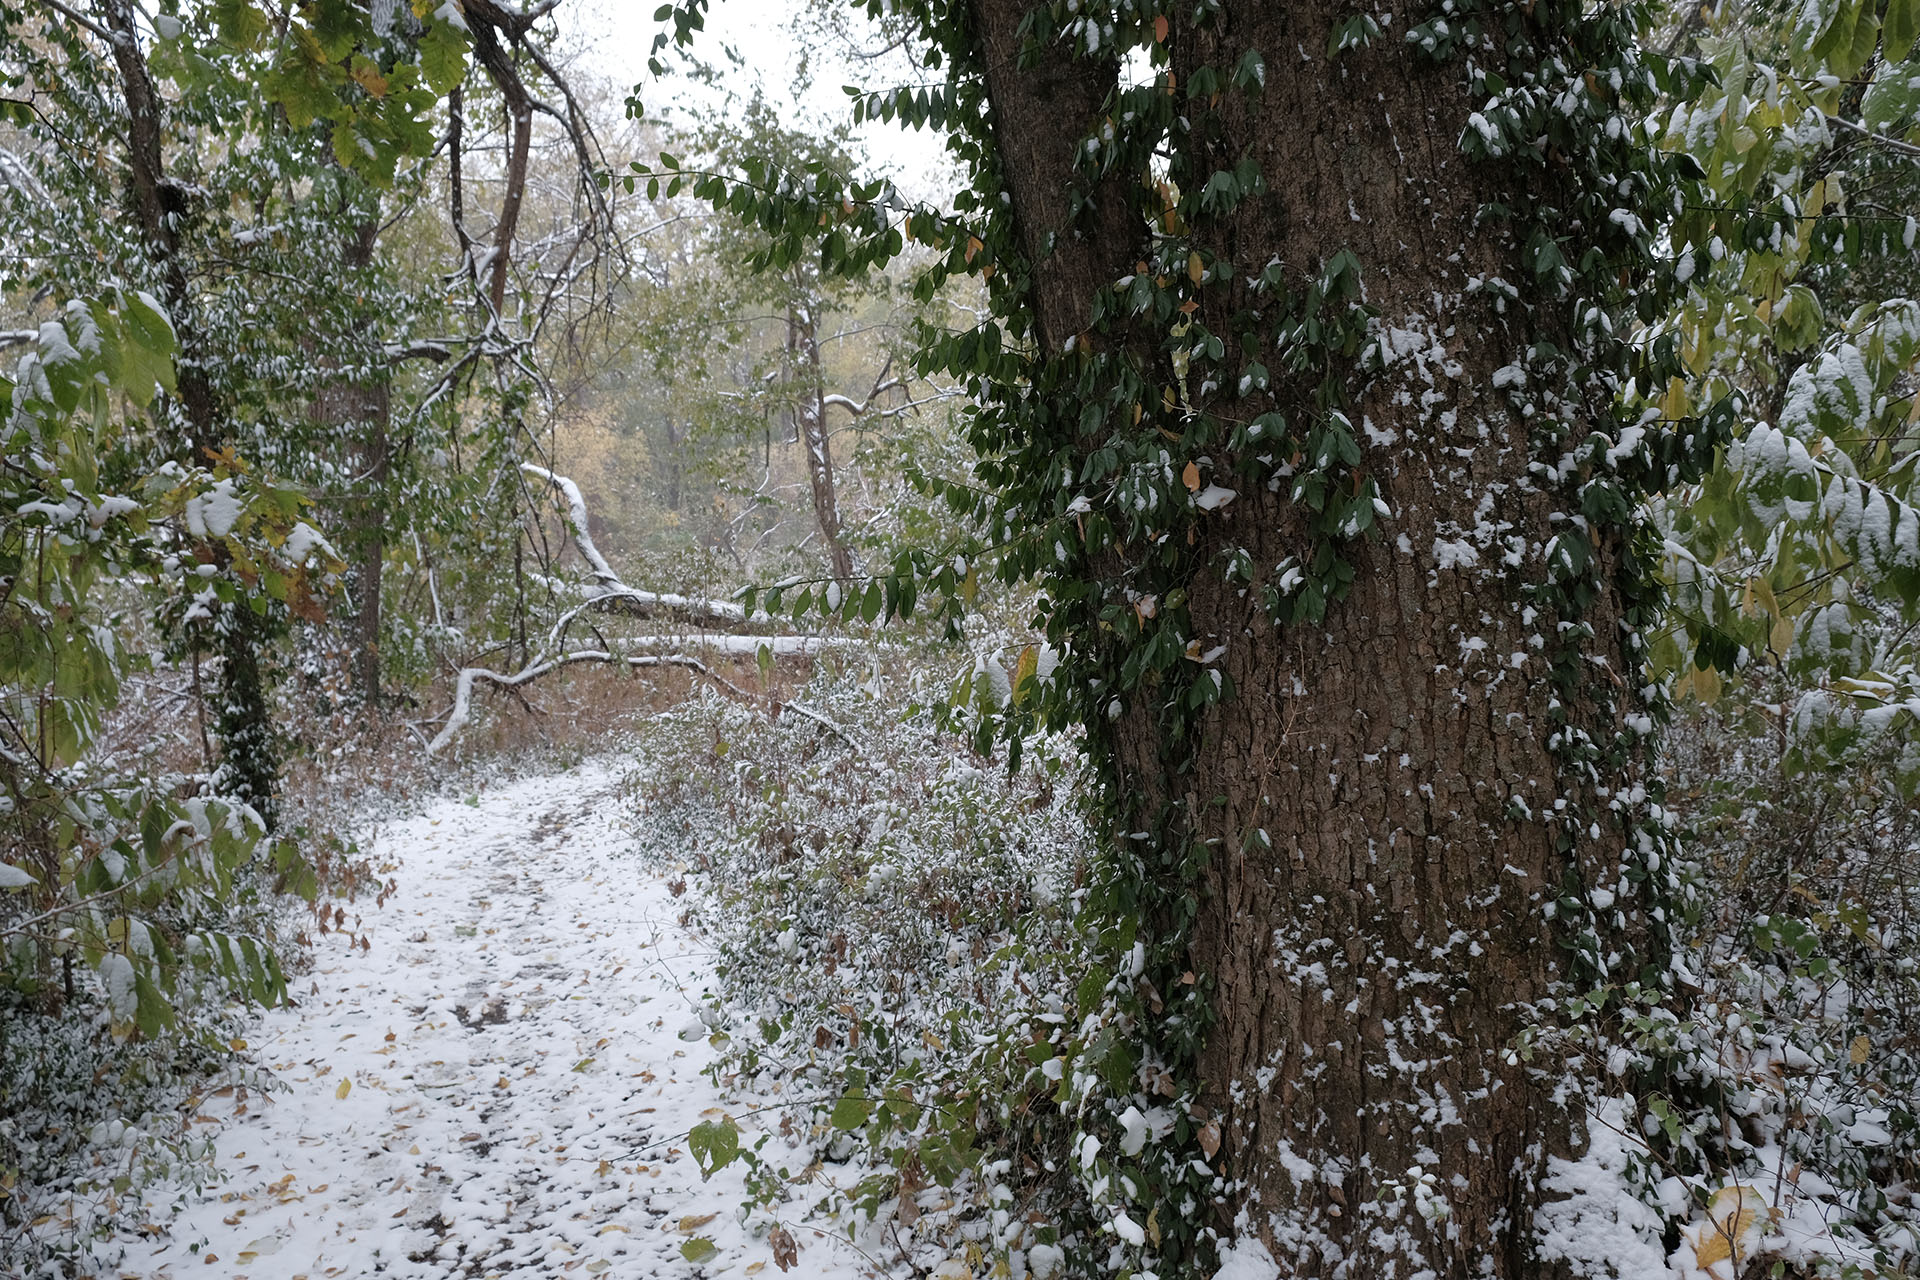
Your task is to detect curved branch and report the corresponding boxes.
[429,651,725,754]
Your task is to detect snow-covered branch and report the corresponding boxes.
[426,464,867,754]
[429,651,716,754]
[522,463,760,627]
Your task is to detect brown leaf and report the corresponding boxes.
[1197,1120,1221,1160]
[1153,14,1169,42]
[770,1224,799,1272]
[1182,461,1201,491]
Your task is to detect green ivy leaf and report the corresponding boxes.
[687,1116,740,1179]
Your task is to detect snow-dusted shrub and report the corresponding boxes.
[625,663,1108,1273]
[0,961,274,1275]
[1639,686,1920,1277]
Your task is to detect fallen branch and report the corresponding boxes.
[427,464,870,754]
[430,651,732,754]
[523,463,753,625]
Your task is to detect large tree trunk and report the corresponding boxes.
[970,2,1657,1273]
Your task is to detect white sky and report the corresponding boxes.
[568,0,951,198]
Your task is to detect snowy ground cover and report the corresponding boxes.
[624,675,1106,1277]
[74,759,876,1279]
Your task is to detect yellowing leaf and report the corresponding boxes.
[1770,615,1795,657]
[1012,646,1039,702]
[335,1078,351,1100]
[1692,1185,1770,1269]
[350,61,390,97]
[1851,1034,1870,1064]
[1187,251,1204,284]
[678,1213,719,1233]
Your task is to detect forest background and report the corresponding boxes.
[1,1,1918,1277]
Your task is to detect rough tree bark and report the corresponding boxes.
[969,2,1653,1274]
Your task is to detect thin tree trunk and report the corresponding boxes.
[664,420,682,513]
[790,305,853,582]
[311,219,392,706]
[468,12,532,319]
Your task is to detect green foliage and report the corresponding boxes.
[1650,678,1920,1273]
[175,0,470,187]
[1,302,319,1036]
[1650,4,1920,752]
[0,301,326,1262]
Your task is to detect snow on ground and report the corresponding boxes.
[118,760,873,1279]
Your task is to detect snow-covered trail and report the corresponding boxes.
[129,761,871,1279]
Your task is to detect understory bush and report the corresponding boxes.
[1651,681,1920,1276]
[624,661,1116,1275]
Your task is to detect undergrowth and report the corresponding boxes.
[623,664,1110,1276]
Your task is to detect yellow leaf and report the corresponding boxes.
[1851,1034,1870,1064]
[1188,251,1204,285]
[678,1213,719,1233]
[1693,1185,1769,1269]
[350,61,389,97]
[335,1078,351,1100]
[1012,646,1039,701]
[964,235,984,265]
[1770,615,1795,657]
[1658,376,1692,421]
[1182,461,1201,491]
[1683,664,1723,704]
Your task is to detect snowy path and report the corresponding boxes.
[127,762,872,1279]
